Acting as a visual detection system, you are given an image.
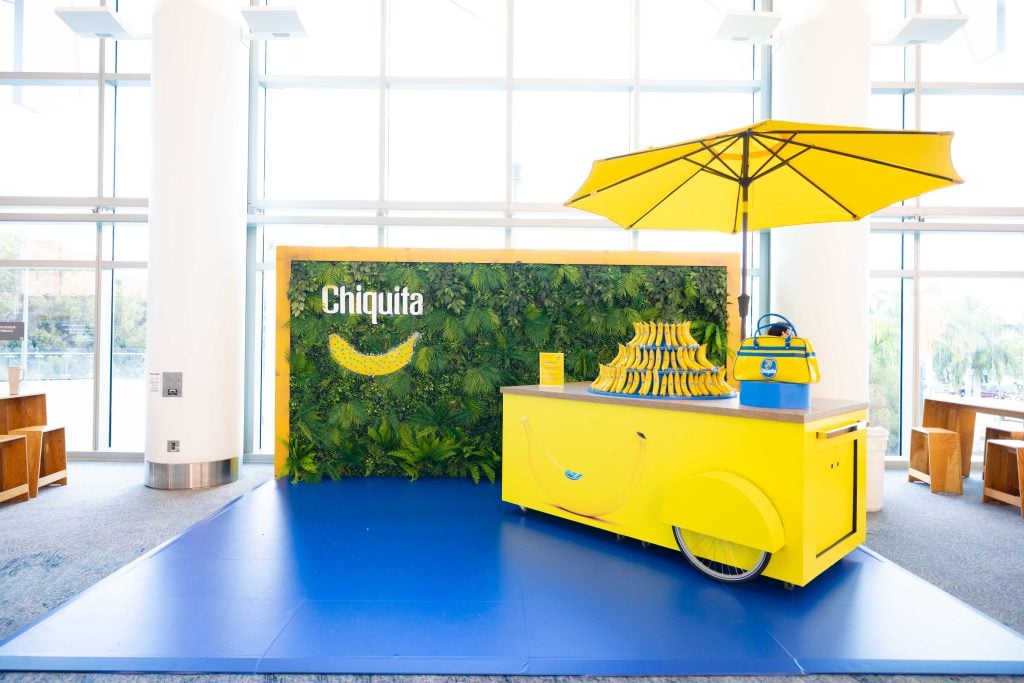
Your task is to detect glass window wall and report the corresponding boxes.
[7,2,1020,461]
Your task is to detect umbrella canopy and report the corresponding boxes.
[565,119,963,334]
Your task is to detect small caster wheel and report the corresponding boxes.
[783,582,796,591]
[641,541,649,548]
[518,505,527,513]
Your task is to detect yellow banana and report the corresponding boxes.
[659,372,669,396]
[639,369,653,396]
[654,321,664,347]
[704,368,721,396]
[636,322,650,347]
[601,366,615,392]
[704,369,721,396]
[679,321,699,346]
[646,321,658,346]
[678,372,692,397]
[609,343,627,368]
[651,347,661,371]
[663,322,676,349]
[689,371,703,396]
[714,367,735,395]
[651,368,661,396]
[698,370,712,396]
[599,364,616,391]
[624,370,640,394]
[695,343,715,370]
[628,322,643,346]
[611,367,629,393]
[328,331,420,376]
[678,345,697,371]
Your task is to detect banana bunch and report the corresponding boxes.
[590,321,735,398]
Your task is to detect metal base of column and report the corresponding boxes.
[144,456,240,490]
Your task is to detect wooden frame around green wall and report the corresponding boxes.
[275,247,740,484]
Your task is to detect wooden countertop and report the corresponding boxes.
[500,382,868,424]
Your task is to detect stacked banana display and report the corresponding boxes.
[589,321,735,399]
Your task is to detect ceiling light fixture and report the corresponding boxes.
[54,6,136,40]
[240,6,306,40]
[714,10,783,45]
[880,13,968,46]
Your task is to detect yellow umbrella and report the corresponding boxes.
[565,119,963,335]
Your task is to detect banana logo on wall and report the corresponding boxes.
[521,416,646,519]
[328,331,421,376]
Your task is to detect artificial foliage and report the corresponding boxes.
[284,259,730,484]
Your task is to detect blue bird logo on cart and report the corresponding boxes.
[760,358,778,379]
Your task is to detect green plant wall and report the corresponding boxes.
[284,259,730,484]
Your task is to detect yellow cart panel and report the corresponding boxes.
[501,383,868,587]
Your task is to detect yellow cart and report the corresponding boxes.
[501,383,868,587]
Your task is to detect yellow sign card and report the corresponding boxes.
[539,352,564,386]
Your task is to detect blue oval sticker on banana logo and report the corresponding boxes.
[760,358,778,379]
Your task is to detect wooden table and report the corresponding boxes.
[922,395,1024,476]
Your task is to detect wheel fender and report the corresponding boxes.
[659,471,785,553]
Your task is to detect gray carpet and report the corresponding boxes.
[1,463,1023,683]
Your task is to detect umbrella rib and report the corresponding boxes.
[569,137,745,204]
[569,142,737,202]
[697,139,743,181]
[627,137,746,226]
[626,170,708,228]
[752,132,961,183]
[782,162,860,220]
[747,132,800,179]
[747,145,813,183]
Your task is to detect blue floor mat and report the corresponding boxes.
[2,477,1024,675]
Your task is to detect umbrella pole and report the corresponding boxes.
[738,185,750,340]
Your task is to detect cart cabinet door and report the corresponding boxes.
[810,435,858,556]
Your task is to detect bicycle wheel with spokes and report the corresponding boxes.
[673,526,771,583]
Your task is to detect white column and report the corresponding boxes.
[145,0,248,488]
[770,0,871,402]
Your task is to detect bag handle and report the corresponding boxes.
[753,313,798,348]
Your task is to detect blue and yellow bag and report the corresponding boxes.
[734,314,820,385]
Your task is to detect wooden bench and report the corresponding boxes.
[0,434,30,504]
[10,425,67,497]
[983,439,1024,516]
[908,426,962,495]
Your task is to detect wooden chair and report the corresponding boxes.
[0,434,30,504]
[982,439,1024,516]
[10,425,67,497]
[908,426,962,495]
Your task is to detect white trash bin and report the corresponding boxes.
[867,426,889,512]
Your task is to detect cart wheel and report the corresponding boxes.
[672,526,771,583]
[518,505,527,513]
